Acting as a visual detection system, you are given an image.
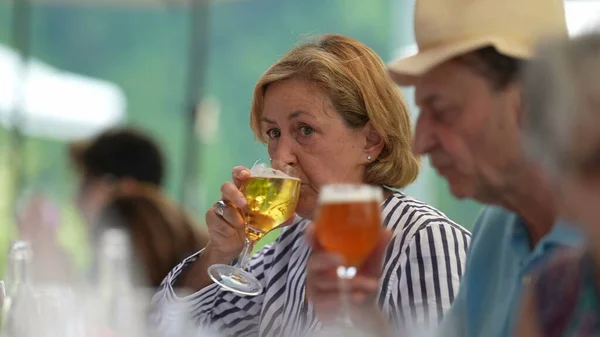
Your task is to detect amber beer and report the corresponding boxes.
[315,184,383,267]
[241,175,302,241]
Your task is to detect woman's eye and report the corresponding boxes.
[299,125,314,136]
[266,128,281,139]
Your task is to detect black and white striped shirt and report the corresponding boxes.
[151,192,471,337]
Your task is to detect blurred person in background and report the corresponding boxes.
[379,0,583,336]
[95,182,209,288]
[12,126,206,285]
[70,127,209,283]
[152,34,470,337]
[69,127,166,226]
[13,127,168,284]
[516,32,600,337]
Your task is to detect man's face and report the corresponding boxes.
[413,58,526,203]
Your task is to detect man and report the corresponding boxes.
[386,0,582,336]
[298,0,582,336]
[70,127,165,224]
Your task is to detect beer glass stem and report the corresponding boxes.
[336,266,357,327]
[234,238,256,270]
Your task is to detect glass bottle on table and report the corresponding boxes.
[208,159,301,296]
[1,241,38,337]
[95,228,148,337]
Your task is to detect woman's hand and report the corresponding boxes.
[305,225,393,334]
[202,166,252,264]
[176,166,251,291]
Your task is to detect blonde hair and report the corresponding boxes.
[250,34,419,188]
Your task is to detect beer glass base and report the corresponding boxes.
[207,264,263,296]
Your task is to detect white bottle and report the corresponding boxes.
[96,228,148,337]
[1,241,37,337]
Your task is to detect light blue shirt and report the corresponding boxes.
[435,205,582,337]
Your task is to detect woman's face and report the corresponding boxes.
[260,79,380,219]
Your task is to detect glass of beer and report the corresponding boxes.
[314,184,383,329]
[208,159,301,296]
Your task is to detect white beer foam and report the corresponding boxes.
[251,164,300,181]
[318,184,383,204]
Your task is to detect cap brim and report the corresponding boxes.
[388,36,533,86]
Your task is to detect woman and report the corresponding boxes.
[152,34,470,337]
[517,33,600,337]
[94,182,209,288]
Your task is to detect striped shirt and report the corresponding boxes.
[151,192,471,337]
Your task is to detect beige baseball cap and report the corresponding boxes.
[388,0,569,86]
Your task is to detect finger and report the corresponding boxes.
[205,209,242,238]
[304,224,318,249]
[371,229,393,265]
[360,229,393,277]
[348,276,380,295]
[304,223,326,251]
[220,182,247,209]
[312,297,342,321]
[218,204,245,230]
[350,291,370,305]
[308,278,340,294]
[350,289,378,306]
[232,166,251,188]
[309,275,379,298]
[280,213,298,227]
[306,251,343,274]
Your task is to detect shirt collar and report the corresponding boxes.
[540,218,583,249]
[510,215,583,261]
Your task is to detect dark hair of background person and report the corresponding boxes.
[70,127,165,186]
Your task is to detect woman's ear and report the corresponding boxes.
[362,122,384,163]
